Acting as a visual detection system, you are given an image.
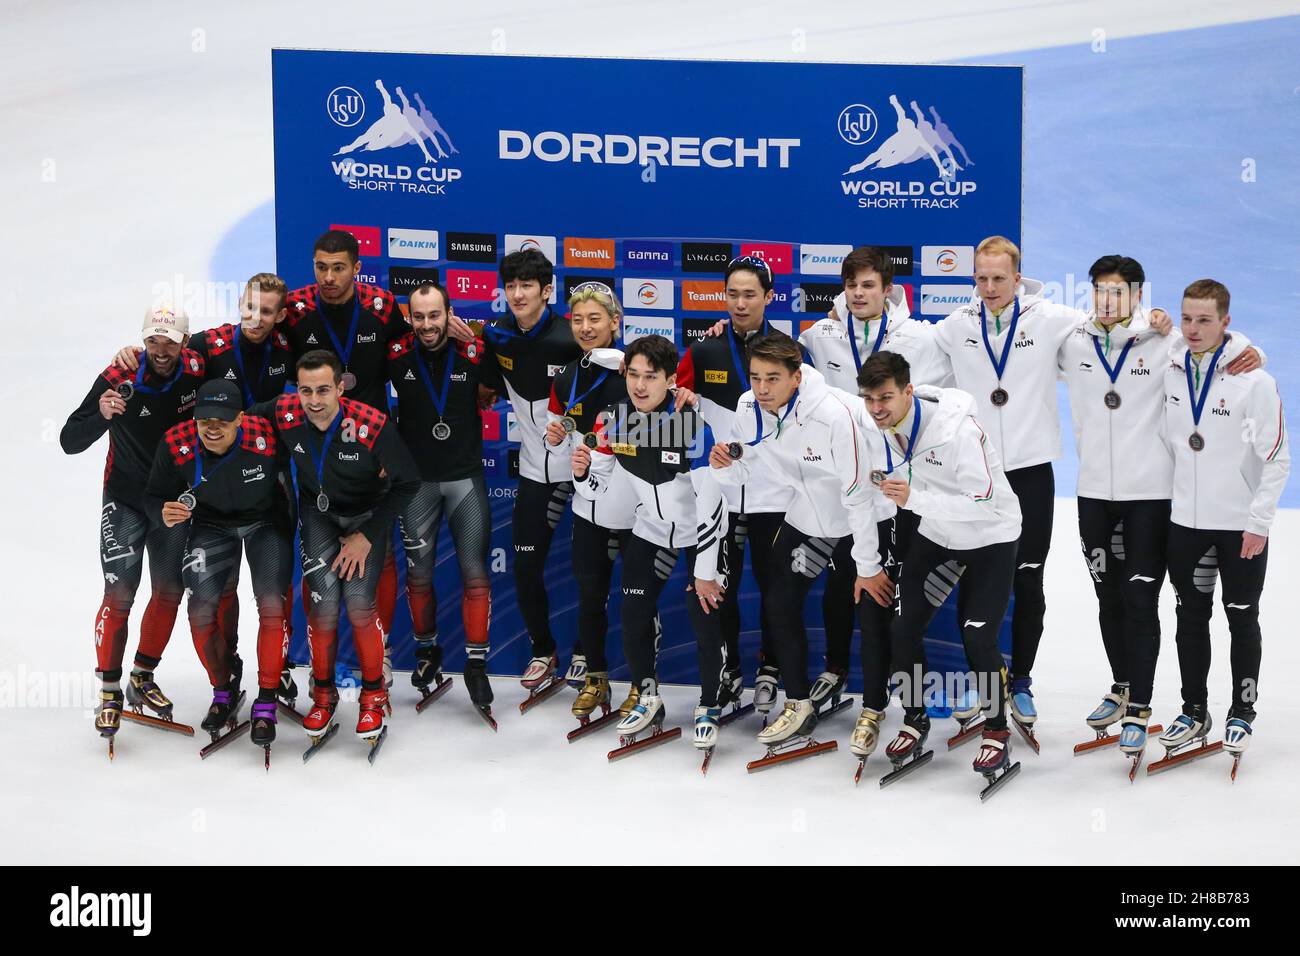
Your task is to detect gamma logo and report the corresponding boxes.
[331,80,463,194]
[839,94,977,210]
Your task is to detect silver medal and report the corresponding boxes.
[432,421,452,441]
[1104,390,1121,410]
[561,416,577,434]
[1189,432,1205,452]
[870,469,887,487]
[317,492,330,512]
[727,442,744,460]
[178,492,197,510]
[116,381,134,401]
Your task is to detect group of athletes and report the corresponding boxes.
[62,228,1287,781]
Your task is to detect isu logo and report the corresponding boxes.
[837,104,878,146]
[326,86,365,127]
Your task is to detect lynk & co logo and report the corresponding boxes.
[330,79,463,195]
[839,93,978,211]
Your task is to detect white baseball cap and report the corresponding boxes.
[142,304,189,343]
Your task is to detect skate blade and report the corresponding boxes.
[607,726,682,762]
[1128,750,1144,783]
[474,705,499,733]
[700,746,716,775]
[567,706,618,743]
[815,696,856,721]
[746,738,837,774]
[978,760,1021,802]
[518,676,566,715]
[1074,724,1164,755]
[1146,739,1224,776]
[301,722,340,763]
[264,745,272,772]
[718,701,756,727]
[120,709,196,737]
[277,701,306,725]
[879,748,934,788]
[414,675,455,714]
[854,756,868,786]
[366,725,389,766]
[107,735,115,761]
[1230,753,1242,782]
[947,718,985,750]
[1012,717,1041,755]
[198,719,252,759]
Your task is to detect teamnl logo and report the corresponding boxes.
[50,886,151,936]
[839,93,977,210]
[328,79,463,194]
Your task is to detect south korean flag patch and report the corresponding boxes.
[660,451,681,465]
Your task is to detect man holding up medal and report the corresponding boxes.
[61,305,207,745]
[1156,279,1287,773]
[145,381,292,752]
[386,283,495,718]
[248,351,420,751]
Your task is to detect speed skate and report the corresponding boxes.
[746,700,836,773]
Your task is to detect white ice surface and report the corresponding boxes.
[3,0,1298,865]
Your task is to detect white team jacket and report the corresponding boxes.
[712,365,886,577]
[574,396,728,582]
[800,287,953,391]
[933,278,1080,471]
[1060,313,1264,502]
[1162,333,1289,535]
[896,385,1022,550]
[544,348,640,530]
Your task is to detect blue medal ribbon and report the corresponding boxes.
[232,326,273,407]
[979,297,1021,385]
[565,361,611,417]
[412,343,456,422]
[884,397,922,478]
[130,354,185,394]
[315,288,361,370]
[1092,333,1136,387]
[187,427,244,498]
[1185,338,1228,429]
[306,409,344,497]
[750,386,799,444]
[845,312,889,372]
[726,320,770,383]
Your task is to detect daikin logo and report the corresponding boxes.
[50,886,152,936]
[388,229,440,260]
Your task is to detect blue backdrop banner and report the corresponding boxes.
[270,49,1023,691]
